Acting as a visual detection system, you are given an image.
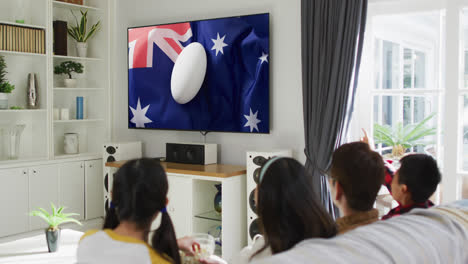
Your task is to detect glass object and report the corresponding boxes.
[64,133,79,154]
[13,0,26,24]
[192,233,215,259]
[414,51,426,88]
[1,124,26,160]
[462,95,468,171]
[213,184,222,214]
[382,40,400,89]
[404,48,412,89]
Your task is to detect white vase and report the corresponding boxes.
[76,42,88,57]
[64,79,77,88]
[0,93,8,109]
[64,133,79,154]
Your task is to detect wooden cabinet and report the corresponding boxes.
[0,168,29,237]
[59,161,85,221]
[0,158,103,237]
[29,164,60,230]
[85,159,103,219]
[166,175,193,238]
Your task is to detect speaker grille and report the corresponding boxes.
[106,146,116,155]
[249,189,257,213]
[107,156,116,163]
[249,219,259,239]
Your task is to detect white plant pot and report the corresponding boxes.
[76,42,88,57]
[64,79,77,88]
[0,93,8,109]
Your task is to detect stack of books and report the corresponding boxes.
[0,24,46,54]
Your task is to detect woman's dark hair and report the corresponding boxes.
[398,154,441,203]
[103,158,180,264]
[254,157,337,257]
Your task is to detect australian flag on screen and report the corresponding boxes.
[128,13,269,133]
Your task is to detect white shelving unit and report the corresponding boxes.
[0,0,110,165]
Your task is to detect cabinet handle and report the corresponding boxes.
[23,171,27,175]
[33,170,37,174]
[89,164,93,168]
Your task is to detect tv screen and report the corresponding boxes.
[128,13,269,133]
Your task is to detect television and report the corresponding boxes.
[127,13,270,133]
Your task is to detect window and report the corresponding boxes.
[371,17,441,159]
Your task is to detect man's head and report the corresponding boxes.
[391,154,441,205]
[329,142,385,214]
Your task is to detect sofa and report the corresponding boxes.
[252,200,468,264]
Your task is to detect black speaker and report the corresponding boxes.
[166,143,217,165]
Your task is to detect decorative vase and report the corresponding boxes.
[27,73,38,109]
[64,79,77,88]
[45,228,61,253]
[64,133,79,154]
[76,42,88,57]
[3,124,25,160]
[0,93,7,109]
[214,184,222,214]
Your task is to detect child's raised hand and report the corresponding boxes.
[360,128,374,149]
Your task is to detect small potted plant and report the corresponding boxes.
[67,10,101,57]
[373,113,437,159]
[30,203,82,253]
[0,55,15,109]
[54,61,83,88]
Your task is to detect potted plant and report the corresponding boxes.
[67,10,101,57]
[30,203,81,253]
[54,61,83,88]
[0,55,15,109]
[373,113,437,159]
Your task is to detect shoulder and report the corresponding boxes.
[79,229,100,242]
[147,247,173,264]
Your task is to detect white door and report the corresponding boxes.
[29,165,59,230]
[167,175,193,238]
[0,168,29,237]
[85,159,104,219]
[59,161,85,221]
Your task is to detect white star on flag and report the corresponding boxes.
[244,108,261,132]
[211,33,228,56]
[259,52,268,64]
[130,98,153,128]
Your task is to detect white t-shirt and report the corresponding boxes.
[230,235,272,264]
[76,229,171,264]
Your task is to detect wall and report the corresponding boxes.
[112,0,304,165]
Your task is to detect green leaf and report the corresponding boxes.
[30,203,81,229]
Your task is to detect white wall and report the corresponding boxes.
[111,0,304,165]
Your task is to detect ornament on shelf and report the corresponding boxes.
[27,73,38,109]
[214,184,222,214]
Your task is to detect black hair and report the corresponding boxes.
[398,154,441,203]
[253,157,337,257]
[103,158,180,264]
[330,142,385,211]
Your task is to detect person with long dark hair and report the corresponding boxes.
[77,158,196,264]
[202,157,337,264]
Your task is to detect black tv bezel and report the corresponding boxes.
[126,13,271,134]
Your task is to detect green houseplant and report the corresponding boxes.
[67,10,101,57]
[54,61,83,88]
[0,55,15,109]
[30,203,82,252]
[373,113,437,158]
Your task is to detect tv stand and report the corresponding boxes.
[106,161,247,260]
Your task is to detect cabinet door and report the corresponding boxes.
[59,161,85,221]
[168,175,192,237]
[0,168,29,237]
[29,165,59,230]
[85,159,104,219]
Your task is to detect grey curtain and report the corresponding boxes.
[301,0,368,217]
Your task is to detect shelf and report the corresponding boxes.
[194,211,221,222]
[54,119,104,124]
[0,109,47,113]
[53,55,102,62]
[0,21,46,30]
[52,1,103,12]
[0,157,49,168]
[0,50,46,57]
[54,152,101,160]
[54,87,104,91]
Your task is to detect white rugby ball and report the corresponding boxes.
[171,42,207,104]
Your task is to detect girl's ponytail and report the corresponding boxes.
[151,209,181,264]
[103,202,120,229]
